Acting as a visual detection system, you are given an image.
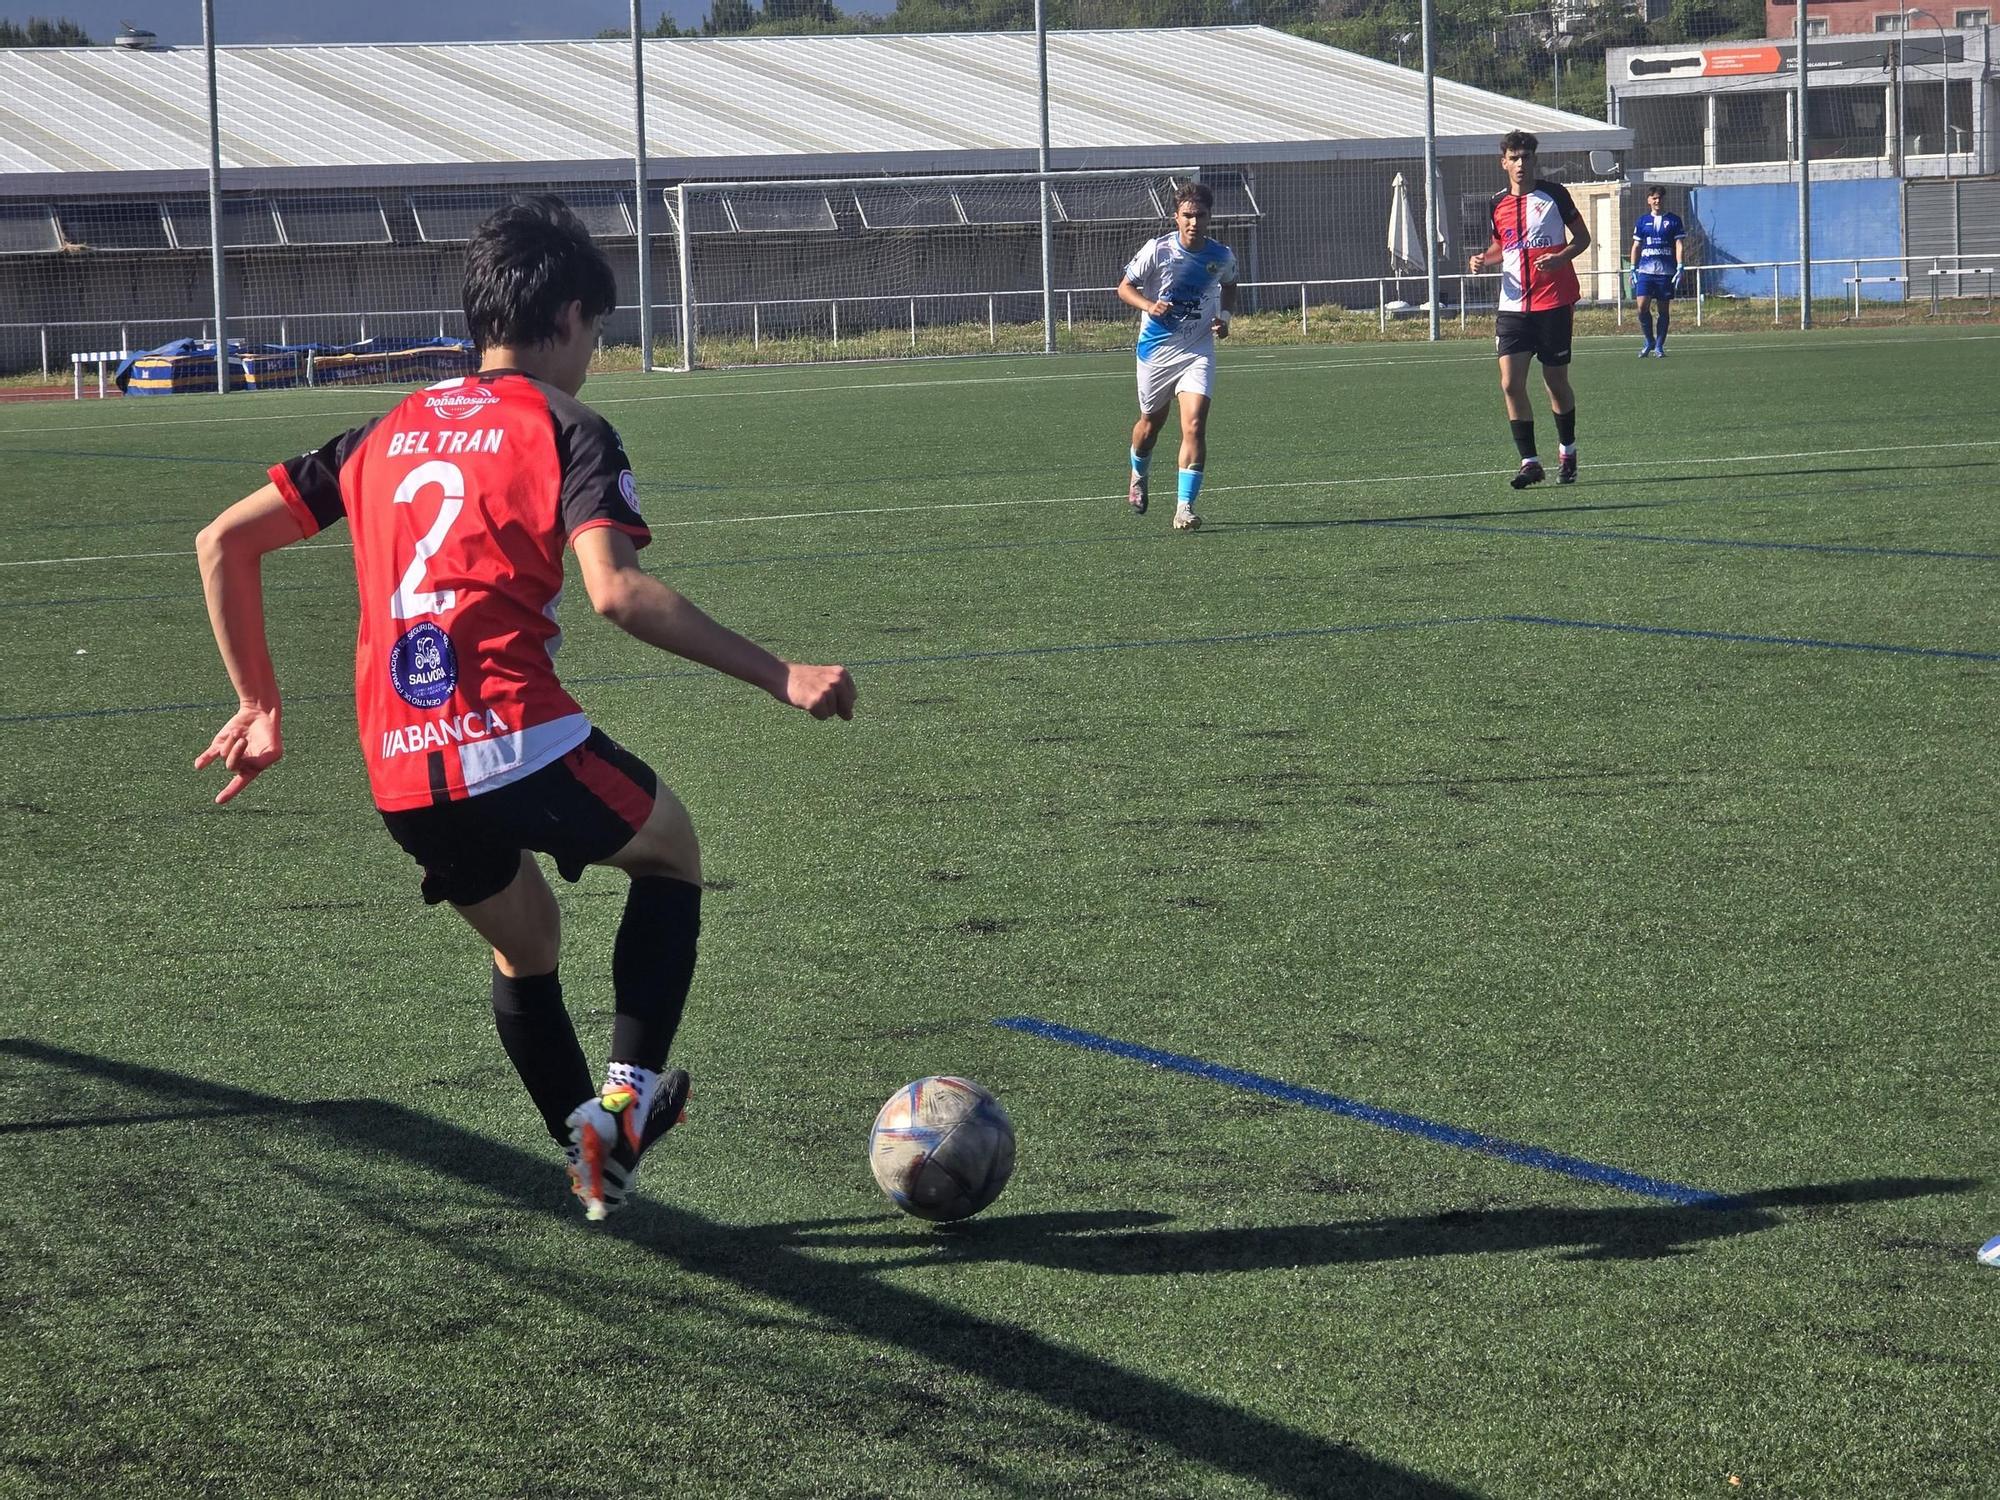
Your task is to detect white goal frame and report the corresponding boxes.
[667,166,1202,372]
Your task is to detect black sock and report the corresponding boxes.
[1553,407,1577,448]
[1509,419,1537,461]
[611,876,702,1070]
[1640,306,1655,343]
[1656,303,1671,344]
[490,966,593,1147]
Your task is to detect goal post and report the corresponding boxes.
[664,167,1205,371]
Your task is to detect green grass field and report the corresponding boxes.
[2,324,1995,1498]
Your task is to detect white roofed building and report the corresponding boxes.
[0,28,1632,370]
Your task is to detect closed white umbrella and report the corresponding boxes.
[1387,171,1424,279]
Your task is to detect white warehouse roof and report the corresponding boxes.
[0,26,1627,193]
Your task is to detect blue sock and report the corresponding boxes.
[1656,302,1671,348]
[1639,306,1654,346]
[1130,447,1150,478]
[1178,468,1203,508]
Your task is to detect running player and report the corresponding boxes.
[194,197,855,1221]
[1630,185,1686,357]
[1119,180,1238,532]
[1468,130,1592,488]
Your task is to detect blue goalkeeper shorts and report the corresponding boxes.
[1633,273,1677,300]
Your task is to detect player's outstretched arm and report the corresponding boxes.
[573,527,855,721]
[194,483,308,803]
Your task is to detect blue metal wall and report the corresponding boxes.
[1689,179,1906,302]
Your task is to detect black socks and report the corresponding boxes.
[610,876,702,1071]
[490,966,593,1146]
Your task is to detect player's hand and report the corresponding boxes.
[781,663,856,721]
[195,705,283,804]
[1211,317,1231,338]
[1146,298,1172,317]
[1467,252,1486,275]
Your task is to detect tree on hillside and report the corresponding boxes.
[0,16,92,46]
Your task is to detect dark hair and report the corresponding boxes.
[1644,183,1666,198]
[462,196,617,353]
[1500,130,1540,156]
[1174,180,1215,213]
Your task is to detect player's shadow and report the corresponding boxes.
[776,1176,1977,1274]
[1226,498,1670,530]
[1575,459,2000,488]
[0,1038,1473,1500]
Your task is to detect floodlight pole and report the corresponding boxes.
[1421,0,1439,342]
[1035,0,1055,356]
[631,0,654,372]
[676,183,694,371]
[202,0,227,394]
[1796,0,1812,328]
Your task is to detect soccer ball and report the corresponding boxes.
[868,1076,1016,1222]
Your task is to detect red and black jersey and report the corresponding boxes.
[270,370,650,812]
[1487,181,1586,313]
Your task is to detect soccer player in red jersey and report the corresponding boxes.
[195,198,855,1220]
[1468,130,1592,489]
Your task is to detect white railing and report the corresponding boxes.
[16,253,1999,388]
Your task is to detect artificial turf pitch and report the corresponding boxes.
[1,325,1995,1498]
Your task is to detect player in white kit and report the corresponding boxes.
[1118,181,1238,532]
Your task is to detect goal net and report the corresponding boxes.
[666,168,1211,370]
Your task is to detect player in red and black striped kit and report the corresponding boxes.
[196,198,855,1220]
[1468,130,1592,489]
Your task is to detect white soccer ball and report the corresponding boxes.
[868,1075,1016,1222]
[1979,1235,2000,1267]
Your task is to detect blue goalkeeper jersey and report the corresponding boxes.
[1633,212,1684,278]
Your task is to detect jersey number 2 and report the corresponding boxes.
[390,460,464,620]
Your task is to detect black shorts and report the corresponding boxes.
[1495,306,1574,366]
[379,728,659,907]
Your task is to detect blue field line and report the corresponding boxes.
[1369,520,1998,563]
[0,618,1490,726]
[1502,614,2000,662]
[577,615,1493,687]
[995,1017,1727,1208]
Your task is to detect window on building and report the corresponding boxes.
[1952,8,1989,23]
[1903,79,1976,155]
[1621,94,1706,171]
[1874,13,1904,28]
[1806,16,1830,33]
[1806,85,1889,159]
[1716,92,1791,164]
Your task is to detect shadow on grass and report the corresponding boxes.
[0,1038,1471,1500]
[782,1176,1979,1272]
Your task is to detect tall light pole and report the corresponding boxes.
[631,0,653,372]
[1904,8,1952,177]
[202,0,227,394]
[1795,0,1811,328]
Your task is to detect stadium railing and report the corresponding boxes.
[23,253,2000,391]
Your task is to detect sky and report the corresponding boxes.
[0,2,724,46]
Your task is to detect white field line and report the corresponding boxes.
[4,437,1995,568]
[2,326,1998,439]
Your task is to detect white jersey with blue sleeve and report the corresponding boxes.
[1124,233,1237,362]
[1633,212,1684,278]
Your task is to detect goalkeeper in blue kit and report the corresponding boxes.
[1630,186,1685,358]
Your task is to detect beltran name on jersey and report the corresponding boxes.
[1633,212,1685,278]
[1124,233,1238,361]
[269,370,651,813]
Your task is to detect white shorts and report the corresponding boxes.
[1136,349,1214,413]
